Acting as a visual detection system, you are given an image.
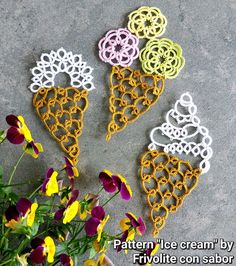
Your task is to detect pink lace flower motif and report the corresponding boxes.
[98,28,139,67]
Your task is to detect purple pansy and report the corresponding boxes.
[99,170,132,201]
[85,206,105,237]
[6,115,33,144]
[60,253,73,266]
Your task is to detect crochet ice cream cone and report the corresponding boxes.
[30,48,95,164]
[106,66,165,141]
[139,93,213,237]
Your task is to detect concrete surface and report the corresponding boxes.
[0,0,235,265]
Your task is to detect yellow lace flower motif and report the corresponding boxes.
[128,6,167,39]
[140,38,185,79]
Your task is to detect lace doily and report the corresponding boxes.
[98,28,139,67]
[29,48,95,93]
[139,38,185,79]
[33,87,88,164]
[140,149,201,237]
[106,66,165,141]
[128,6,167,39]
[148,92,213,174]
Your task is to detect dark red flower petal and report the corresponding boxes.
[125,213,140,228]
[29,246,46,264]
[116,230,129,252]
[99,172,117,193]
[85,217,100,236]
[47,168,54,179]
[60,253,70,264]
[65,166,74,177]
[91,206,105,220]
[41,168,53,193]
[54,208,66,220]
[16,198,32,216]
[6,127,24,144]
[120,182,131,201]
[137,217,146,235]
[30,141,39,155]
[31,237,45,249]
[6,115,19,127]
[5,205,19,222]
[64,157,72,167]
[64,157,74,177]
[69,178,75,188]
[67,189,79,206]
[112,175,122,190]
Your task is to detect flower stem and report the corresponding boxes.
[102,191,119,207]
[46,196,55,231]
[97,186,104,194]
[8,151,25,185]
[28,183,42,199]
[0,258,12,266]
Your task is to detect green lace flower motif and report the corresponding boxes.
[128,6,167,39]
[139,38,185,79]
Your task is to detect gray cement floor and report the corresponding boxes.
[0,0,235,265]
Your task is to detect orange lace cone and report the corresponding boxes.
[140,149,201,237]
[106,66,165,141]
[33,87,88,164]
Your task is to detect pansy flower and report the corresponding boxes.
[138,243,160,266]
[117,212,146,252]
[23,141,43,158]
[120,212,146,236]
[99,170,132,201]
[78,193,99,220]
[84,253,114,266]
[60,253,74,266]
[6,115,33,144]
[5,198,38,230]
[29,236,56,264]
[63,157,79,187]
[63,157,79,178]
[85,206,110,242]
[54,189,79,224]
[41,168,59,196]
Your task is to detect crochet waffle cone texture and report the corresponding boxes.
[33,86,88,164]
[140,149,201,237]
[106,66,165,141]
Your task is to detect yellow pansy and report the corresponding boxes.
[97,215,110,242]
[63,201,79,224]
[27,202,38,227]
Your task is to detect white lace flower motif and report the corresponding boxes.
[29,47,95,93]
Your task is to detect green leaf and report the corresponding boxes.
[0,236,9,251]
[0,130,6,144]
[73,256,78,265]
[79,243,88,255]
[0,165,3,179]
[89,246,97,259]
[8,191,19,203]
[37,200,53,212]
[31,222,39,236]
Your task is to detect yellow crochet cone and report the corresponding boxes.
[106,66,165,141]
[33,87,88,164]
[139,149,201,237]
